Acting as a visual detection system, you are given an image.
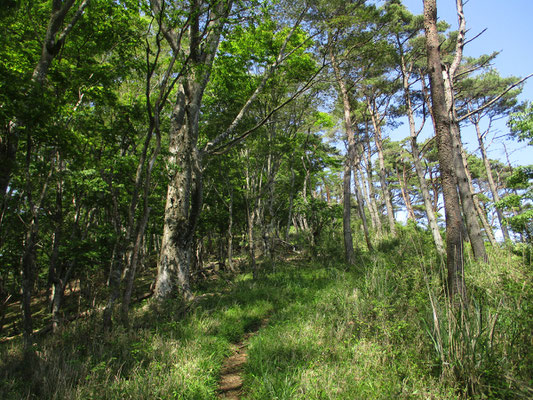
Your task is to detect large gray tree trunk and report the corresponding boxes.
[154,88,200,301]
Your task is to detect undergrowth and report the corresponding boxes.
[0,226,531,399]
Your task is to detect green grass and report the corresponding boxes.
[1,227,531,399]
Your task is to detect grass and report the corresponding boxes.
[0,227,531,399]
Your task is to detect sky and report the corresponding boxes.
[393,0,533,167]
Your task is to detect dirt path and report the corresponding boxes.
[217,319,268,399]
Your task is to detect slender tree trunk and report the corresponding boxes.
[368,103,396,236]
[359,163,376,230]
[424,0,466,299]
[330,47,356,265]
[354,165,373,251]
[48,169,75,333]
[457,138,498,245]
[342,159,356,264]
[102,185,125,331]
[21,224,37,349]
[363,142,382,236]
[245,196,257,279]
[400,55,445,255]
[286,167,295,239]
[121,208,151,324]
[474,121,510,241]
[396,166,416,222]
[20,138,53,348]
[227,184,234,272]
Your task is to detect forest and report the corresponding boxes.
[0,0,532,398]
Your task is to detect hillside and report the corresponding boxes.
[1,228,531,399]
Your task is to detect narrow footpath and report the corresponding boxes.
[217,319,269,399]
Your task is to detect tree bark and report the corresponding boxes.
[443,70,488,262]
[457,136,498,246]
[154,87,200,301]
[226,183,235,272]
[424,0,466,299]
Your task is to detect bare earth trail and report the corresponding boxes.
[217,318,269,399]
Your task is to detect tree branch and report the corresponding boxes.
[458,73,533,122]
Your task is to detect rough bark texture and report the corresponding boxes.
[154,88,199,301]
[443,71,488,262]
[424,0,466,299]
[153,0,232,302]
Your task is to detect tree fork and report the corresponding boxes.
[424,0,466,299]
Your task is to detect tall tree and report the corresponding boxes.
[423,0,465,298]
[152,0,320,300]
[387,2,445,255]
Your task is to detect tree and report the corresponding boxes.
[152,0,321,301]
[387,1,445,255]
[456,68,523,242]
[423,0,465,299]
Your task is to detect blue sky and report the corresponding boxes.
[396,0,533,166]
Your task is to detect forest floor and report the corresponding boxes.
[0,235,531,399]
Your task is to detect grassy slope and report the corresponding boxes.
[0,228,531,399]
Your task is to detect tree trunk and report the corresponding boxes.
[342,159,356,264]
[424,0,466,299]
[245,196,257,279]
[474,121,510,241]
[154,91,201,301]
[354,165,373,251]
[441,69,488,261]
[286,167,295,239]
[330,47,356,265]
[457,137,498,246]
[400,54,445,255]
[227,184,235,272]
[396,166,416,222]
[368,103,397,236]
[363,142,382,237]
[152,0,232,303]
[121,208,151,325]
